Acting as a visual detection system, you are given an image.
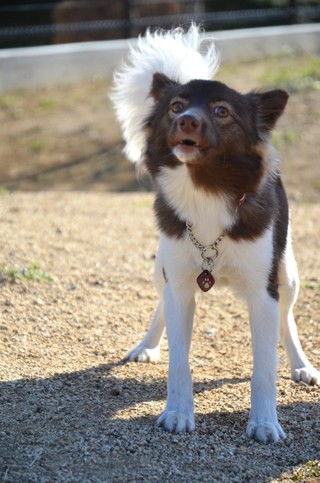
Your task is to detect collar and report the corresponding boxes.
[185,192,248,292]
[239,193,248,206]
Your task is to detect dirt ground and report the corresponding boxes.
[0,52,319,482]
[0,53,320,200]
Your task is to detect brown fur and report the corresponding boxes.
[144,74,289,299]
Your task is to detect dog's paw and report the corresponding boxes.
[125,345,160,363]
[292,366,320,386]
[157,409,195,433]
[246,420,286,444]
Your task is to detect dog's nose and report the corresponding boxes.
[177,113,201,134]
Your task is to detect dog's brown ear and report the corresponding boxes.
[248,89,289,133]
[150,73,178,101]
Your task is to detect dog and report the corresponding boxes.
[111,25,319,443]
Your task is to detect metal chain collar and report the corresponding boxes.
[185,221,224,273]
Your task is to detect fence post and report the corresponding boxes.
[124,0,131,38]
[288,0,297,23]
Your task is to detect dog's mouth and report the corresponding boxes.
[177,138,200,153]
[172,138,202,163]
[180,139,198,147]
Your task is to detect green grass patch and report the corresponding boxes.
[0,185,8,195]
[38,97,58,111]
[132,198,152,209]
[310,180,320,191]
[0,262,53,283]
[258,54,320,92]
[31,139,46,153]
[292,461,320,481]
[300,279,320,290]
[0,94,16,110]
[272,129,301,149]
[0,92,25,117]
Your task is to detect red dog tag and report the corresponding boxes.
[197,270,215,292]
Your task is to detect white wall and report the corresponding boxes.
[0,24,319,93]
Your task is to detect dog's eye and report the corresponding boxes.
[213,106,230,118]
[171,102,184,114]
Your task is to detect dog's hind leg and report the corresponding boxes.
[126,300,165,362]
[279,237,320,385]
[126,252,166,363]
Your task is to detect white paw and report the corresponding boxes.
[157,409,195,433]
[246,420,286,444]
[125,345,160,363]
[293,366,320,386]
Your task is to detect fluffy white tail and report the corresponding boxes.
[111,24,219,163]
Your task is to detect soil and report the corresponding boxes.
[0,54,320,201]
[0,52,319,482]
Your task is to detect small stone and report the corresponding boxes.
[207,328,216,336]
[110,387,121,396]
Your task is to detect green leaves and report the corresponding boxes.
[0,262,53,283]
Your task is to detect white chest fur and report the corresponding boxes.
[156,165,274,296]
[157,165,235,246]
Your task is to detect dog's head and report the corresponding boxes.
[145,73,288,195]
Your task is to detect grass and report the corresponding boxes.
[31,139,46,153]
[132,198,152,209]
[0,92,25,118]
[0,94,17,110]
[218,53,320,93]
[257,54,320,92]
[300,279,320,290]
[0,185,8,194]
[292,461,320,481]
[272,129,302,149]
[37,97,58,111]
[0,262,53,283]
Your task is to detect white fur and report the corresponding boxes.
[129,175,320,443]
[117,26,319,443]
[130,214,286,440]
[279,226,320,385]
[172,145,202,164]
[111,24,219,163]
[157,165,235,245]
[127,166,319,442]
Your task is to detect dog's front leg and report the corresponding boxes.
[247,293,286,443]
[157,282,196,433]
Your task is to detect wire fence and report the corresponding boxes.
[0,1,319,47]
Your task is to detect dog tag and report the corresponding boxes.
[197,270,215,292]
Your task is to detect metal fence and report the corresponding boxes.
[1,0,320,48]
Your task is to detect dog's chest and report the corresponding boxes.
[156,164,274,292]
[157,165,235,241]
[189,228,273,295]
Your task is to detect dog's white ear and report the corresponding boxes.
[249,90,289,133]
[150,73,179,101]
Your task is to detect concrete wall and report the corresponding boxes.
[0,23,319,93]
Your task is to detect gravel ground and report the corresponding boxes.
[0,191,319,482]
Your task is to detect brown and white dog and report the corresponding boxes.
[111,25,319,443]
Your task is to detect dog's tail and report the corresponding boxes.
[111,24,219,163]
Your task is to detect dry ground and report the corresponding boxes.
[0,52,320,482]
[0,193,319,482]
[0,52,320,199]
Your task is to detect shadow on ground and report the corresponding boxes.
[0,362,319,482]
